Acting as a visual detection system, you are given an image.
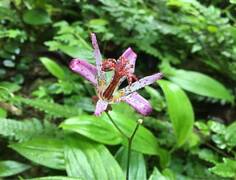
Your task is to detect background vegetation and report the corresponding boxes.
[0,0,236,179]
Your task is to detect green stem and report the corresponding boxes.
[105,112,142,180]
[126,119,142,180]
[105,111,128,139]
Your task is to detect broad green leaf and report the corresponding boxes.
[23,9,51,25]
[29,177,81,180]
[115,147,146,180]
[149,167,168,180]
[209,158,236,178]
[64,135,124,180]
[225,121,236,147]
[159,80,194,147]
[9,137,65,170]
[103,109,160,155]
[40,57,65,80]
[60,115,122,145]
[167,69,233,102]
[0,160,30,177]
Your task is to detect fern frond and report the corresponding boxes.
[15,97,81,118]
[0,118,44,142]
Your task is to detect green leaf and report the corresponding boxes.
[159,80,194,147]
[149,167,168,180]
[0,118,44,142]
[0,81,21,93]
[115,147,146,180]
[197,148,218,164]
[167,69,233,102]
[15,96,81,118]
[0,108,7,118]
[103,111,160,155]
[40,57,65,80]
[0,160,30,177]
[23,9,51,25]
[64,135,124,180]
[209,158,236,178]
[9,137,65,170]
[225,121,236,147]
[61,115,122,145]
[145,86,165,111]
[29,177,81,180]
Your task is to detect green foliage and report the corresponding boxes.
[115,147,146,180]
[105,106,161,155]
[149,167,174,180]
[61,115,122,145]
[164,67,234,102]
[209,158,236,178]
[15,96,82,118]
[0,118,46,142]
[159,80,194,147]
[23,9,51,25]
[64,135,124,180]
[29,177,81,180]
[0,160,30,177]
[40,57,65,80]
[10,137,65,170]
[45,21,93,60]
[0,0,236,179]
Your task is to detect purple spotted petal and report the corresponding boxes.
[94,99,108,116]
[119,72,163,96]
[122,92,152,116]
[121,47,137,73]
[91,33,106,83]
[70,59,97,85]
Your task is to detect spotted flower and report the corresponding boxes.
[70,33,162,116]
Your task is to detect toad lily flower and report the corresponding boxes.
[70,33,162,116]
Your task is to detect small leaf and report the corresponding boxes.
[40,57,65,80]
[167,69,233,102]
[9,137,65,170]
[60,115,122,145]
[159,80,194,147]
[115,147,146,180]
[0,160,30,177]
[197,148,219,164]
[23,9,51,25]
[64,135,124,180]
[209,158,236,178]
